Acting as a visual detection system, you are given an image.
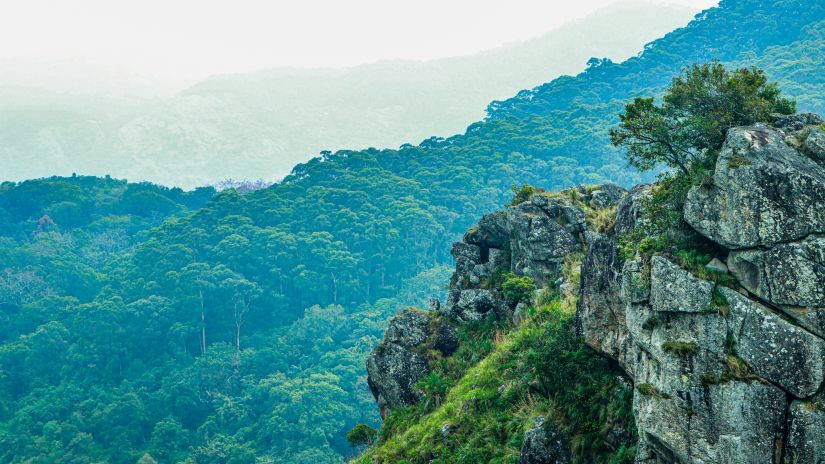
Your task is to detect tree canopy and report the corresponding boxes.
[610,62,796,173]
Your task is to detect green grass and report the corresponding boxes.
[661,341,698,358]
[356,298,636,464]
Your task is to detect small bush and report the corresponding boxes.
[661,341,698,357]
[347,423,378,447]
[510,184,537,205]
[501,273,536,306]
[728,151,752,169]
[636,383,670,399]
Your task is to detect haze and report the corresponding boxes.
[2,0,717,87]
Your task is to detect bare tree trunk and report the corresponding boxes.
[199,289,207,354]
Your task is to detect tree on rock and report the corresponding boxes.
[610,62,796,174]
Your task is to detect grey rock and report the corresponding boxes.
[367,342,429,416]
[705,257,728,274]
[770,112,823,131]
[589,184,628,209]
[384,309,432,347]
[615,184,651,236]
[728,236,825,338]
[465,211,509,249]
[432,319,459,356]
[576,234,631,367]
[451,242,481,264]
[684,126,825,249]
[722,287,825,398]
[366,309,457,416]
[507,201,580,287]
[559,202,587,235]
[649,256,714,313]
[634,376,786,464]
[786,393,825,464]
[513,302,529,327]
[620,257,650,305]
[803,127,825,165]
[446,288,506,323]
[519,416,571,464]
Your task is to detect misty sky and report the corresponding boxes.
[2,0,717,83]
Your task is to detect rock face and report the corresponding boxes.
[684,125,825,249]
[576,184,648,370]
[727,236,825,338]
[519,416,571,464]
[446,185,624,323]
[367,184,623,432]
[366,309,457,416]
[367,115,825,463]
[579,115,825,464]
[506,195,583,287]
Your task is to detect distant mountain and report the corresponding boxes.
[0,1,698,188]
[3,1,825,463]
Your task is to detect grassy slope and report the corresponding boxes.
[356,199,636,463]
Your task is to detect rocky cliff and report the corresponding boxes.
[362,113,825,463]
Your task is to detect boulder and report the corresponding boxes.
[588,184,628,209]
[721,287,825,398]
[465,211,509,249]
[634,376,786,464]
[519,416,571,464]
[445,288,506,323]
[727,236,825,338]
[786,393,825,464]
[614,184,651,236]
[770,112,823,131]
[684,126,825,249]
[649,256,714,313]
[803,127,825,165]
[576,234,631,366]
[507,201,579,286]
[367,342,429,416]
[620,256,650,305]
[366,309,458,416]
[384,308,433,347]
[705,257,728,274]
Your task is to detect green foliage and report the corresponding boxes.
[360,299,636,464]
[501,273,537,306]
[3,1,825,462]
[510,184,539,206]
[635,384,670,400]
[661,341,698,357]
[611,62,795,174]
[347,424,378,447]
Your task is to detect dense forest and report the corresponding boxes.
[2,0,825,462]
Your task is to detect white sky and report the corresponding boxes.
[0,0,717,82]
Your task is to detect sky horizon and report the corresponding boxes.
[1,0,717,87]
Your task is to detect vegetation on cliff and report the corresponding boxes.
[2,1,825,462]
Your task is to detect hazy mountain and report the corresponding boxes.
[0,1,698,189]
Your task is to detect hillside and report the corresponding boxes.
[358,114,825,462]
[0,1,697,188]
[2,1,825,463]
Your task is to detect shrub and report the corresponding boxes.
[347,423,378,447]
[661,341,698,357]
[636,383,670,399]
[501,273,536,305]
[510,184,537,205]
